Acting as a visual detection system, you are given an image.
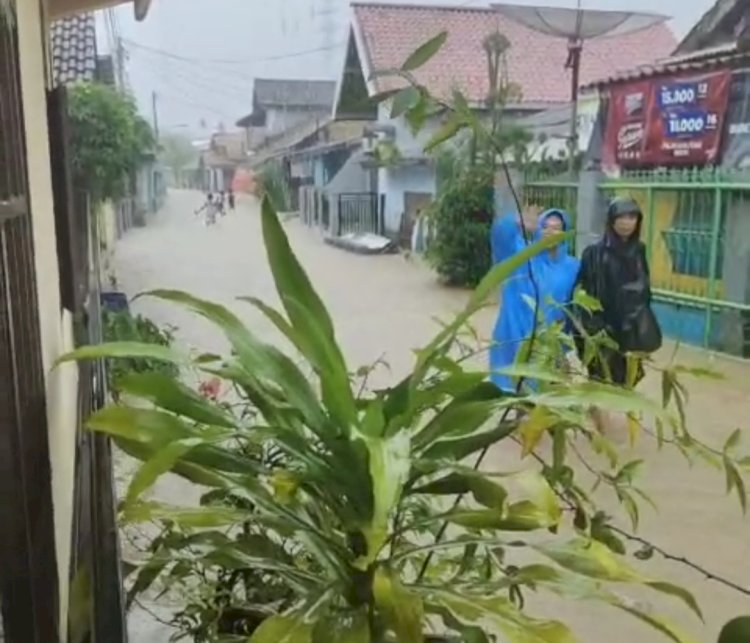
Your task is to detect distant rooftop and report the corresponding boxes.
[253,78,336,109]
[349,2,677,104]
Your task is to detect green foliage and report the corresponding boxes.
[58,35,750,643]
[718,617,750,643]
[68,83,154,203]
[58,195,749,643]
[258,161,292,212]
[160,133,198,173]
[426,165,495,287]
[102,309,178,396]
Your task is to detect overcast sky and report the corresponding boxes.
[102,0,717,137]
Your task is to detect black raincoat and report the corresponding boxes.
[574,198,662,385]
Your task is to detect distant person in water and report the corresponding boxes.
[489,203,579,393]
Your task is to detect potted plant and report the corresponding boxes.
[60,197,734,643]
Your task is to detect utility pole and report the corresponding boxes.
[152,91,160,142]
[115,36,126,90]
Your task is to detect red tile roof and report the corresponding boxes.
[352,2,677,105]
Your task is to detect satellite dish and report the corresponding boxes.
[491,3,670,171]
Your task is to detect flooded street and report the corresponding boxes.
[117,190,750,642]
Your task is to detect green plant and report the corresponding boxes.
[102,308,178,395]
[69,82,154,203]
[59,195,750,643]
[59,35,750,643]
[426,165,495,287]
[258,161,291,212]
[160,132,198,175]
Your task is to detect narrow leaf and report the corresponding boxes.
[124,438,203,506]
[401,31,447,71]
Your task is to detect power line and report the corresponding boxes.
[121,37,348,66]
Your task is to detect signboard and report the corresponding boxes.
[721,70,750,170]
[604,71,731,167]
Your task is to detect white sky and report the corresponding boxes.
[100,0,717,136]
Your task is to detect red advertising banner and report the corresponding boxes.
[604,70,731,168]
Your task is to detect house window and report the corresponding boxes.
[662,190,725,280]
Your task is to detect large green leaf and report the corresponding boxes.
[719,617,750,643]
[260,198,356,427]
[414,400,498,450]
[391,86,421,118]
[359,430,411,566]
[427,590,578,643]
[55,341,185,367]
[143,289,327,431]
[401,31,448,71]
[413,473,507,512]
[420,420,517,461]
[87,405,255,475]
[249,614,314,643]
[373,567,424,643]
[536,539,702,619]
[117,371,235,427]
[124,437,203,505]
[513,565,698,643]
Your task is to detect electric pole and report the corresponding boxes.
[152,91,160,142]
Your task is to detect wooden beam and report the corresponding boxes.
[48,0,151,21]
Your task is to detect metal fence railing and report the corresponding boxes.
[523,176,579,253]
[524,169,750,357]
[600,169,750,357]
[336,192,383,237]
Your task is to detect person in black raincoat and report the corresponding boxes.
[574,196,662,388]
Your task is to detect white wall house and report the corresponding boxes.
[237,78,337,150]
[333,2,678,238]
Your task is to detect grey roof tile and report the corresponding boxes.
[50,13,97,86]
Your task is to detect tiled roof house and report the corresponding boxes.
[334,2,677,236]
[340,2,677,108]
[50,13,98,86]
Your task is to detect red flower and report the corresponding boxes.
[198,377,222,401]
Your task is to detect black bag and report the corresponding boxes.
[619,281,662,353]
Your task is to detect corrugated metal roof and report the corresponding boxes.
[583,45,750,89]
[253,79,336,108]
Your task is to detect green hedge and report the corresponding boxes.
[427,167,494,287]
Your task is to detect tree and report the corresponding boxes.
[159,132,198,174]
[68,83,154,203]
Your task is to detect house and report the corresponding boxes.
[1,0,150,640]
[568,0,750,356]
[199,130,248,192]
[334,2,676,237]
[236,78,336,150]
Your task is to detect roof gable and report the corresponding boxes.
[351,2,677,105]
[676,0,745,54]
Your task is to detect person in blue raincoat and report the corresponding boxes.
[489,205,579,392]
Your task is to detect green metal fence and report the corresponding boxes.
[523,176,579,253]
[600,169,750,356]
[525,169,750,357]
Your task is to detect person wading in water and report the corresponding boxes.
[574,196,662,431]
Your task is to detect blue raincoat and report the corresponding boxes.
[489,209,580,392]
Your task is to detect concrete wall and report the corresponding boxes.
[18,0,78,637]
[375,104,439,236]
[266,106,327,137]
[379,163,435,235]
